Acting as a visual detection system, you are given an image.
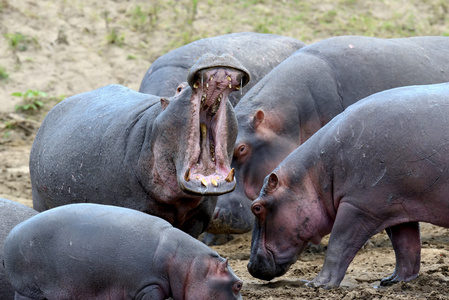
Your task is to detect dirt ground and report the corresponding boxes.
[1,0,449,299]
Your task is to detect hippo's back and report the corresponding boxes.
[3,204,174,299]
[139,32,305,105]
[301,35,449,107]
[30,85,161,211]
[319,83,449,212]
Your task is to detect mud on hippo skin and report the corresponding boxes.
[30,53,248,238]
[227,35,449,243]
[248,82,449,288]
[3,203,243,300]
[0,198,38,300]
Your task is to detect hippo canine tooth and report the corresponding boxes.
[225,168,235,182]
[184,168,191,181]
[201,123,207,140]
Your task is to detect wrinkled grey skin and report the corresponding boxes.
[248,82,449,289]
[30,54,249,238]
[139,32,305,106]
[231,36,449,241]
[4,203,243,300]
[0,199,38,300]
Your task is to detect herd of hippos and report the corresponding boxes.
[1,32,449,299]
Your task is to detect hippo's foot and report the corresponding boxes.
[380,272,418,287]
[202,233,234,246]
[305,280,338,290]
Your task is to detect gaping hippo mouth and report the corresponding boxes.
[179,53,250,195]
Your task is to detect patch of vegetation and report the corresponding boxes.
[0,66,8,81]
[127,5,159,31]
[106,28,125,46]
[4,32,39,52]
[12,90,47,112]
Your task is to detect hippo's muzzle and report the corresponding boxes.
[179,54,250,196]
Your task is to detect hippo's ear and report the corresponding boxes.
[219,259,229,273]
[252,110,265,129]
[267,173,279,192]
[160,98,170,111]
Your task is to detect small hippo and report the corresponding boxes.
[0,198,38,300]
[139,32,305,106]
[247,82,449,288]
[227,35,449,240]
[4,203,243,300]
[30,53,249,238]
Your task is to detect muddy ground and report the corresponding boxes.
[1,0,449,299]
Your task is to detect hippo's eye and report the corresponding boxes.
[233,281,243,293]
[252,204,263,215]
[235,144,248,161]
[177,86,183,93]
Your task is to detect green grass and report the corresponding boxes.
[0,66,8,81]
[12,90,47,112]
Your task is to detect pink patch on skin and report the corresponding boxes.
[348,44,354,48]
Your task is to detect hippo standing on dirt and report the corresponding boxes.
[227,36,449,240]
[0,198,38,300]
[3,203,243,300]
[30,53,249,238]
[248,82,449,288]
[139,32,305,106]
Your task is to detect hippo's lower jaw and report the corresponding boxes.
[179,66,245,196]
[247,248,291,281]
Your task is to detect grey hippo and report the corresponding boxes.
[247,82,449,288]
[225,35,449,242]
[30,53,249,238]
[4,203,243,299]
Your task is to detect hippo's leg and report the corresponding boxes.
[380,222,421,286]
[308,202,376,289]
[137,285,166,300]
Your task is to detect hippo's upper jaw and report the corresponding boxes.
[179,54,250,196]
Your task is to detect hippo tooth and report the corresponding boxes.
[201,178,208,186]
[211,178,218,187]
[201,94,207,107]
[193,81,199,89]
[227,75,232,81]
[235,85,240,91]
[206,83,209,88]
[210,75,214,81]
[196,175,200,179]
[184,168,191,181]
[201,123,207,141]
[229,84,232,89]
[225,168,235,182]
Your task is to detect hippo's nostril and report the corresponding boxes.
[214,208,220,219]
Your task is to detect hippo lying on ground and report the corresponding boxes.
[139,32,305,106]
[4,203,243,300]
[224,35,449,242]
[247,82,449,288]
[30,54,249,238]
[0,198,38,300]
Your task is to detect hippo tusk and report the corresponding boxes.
[225,168,235,182]
[184,168,191,181]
